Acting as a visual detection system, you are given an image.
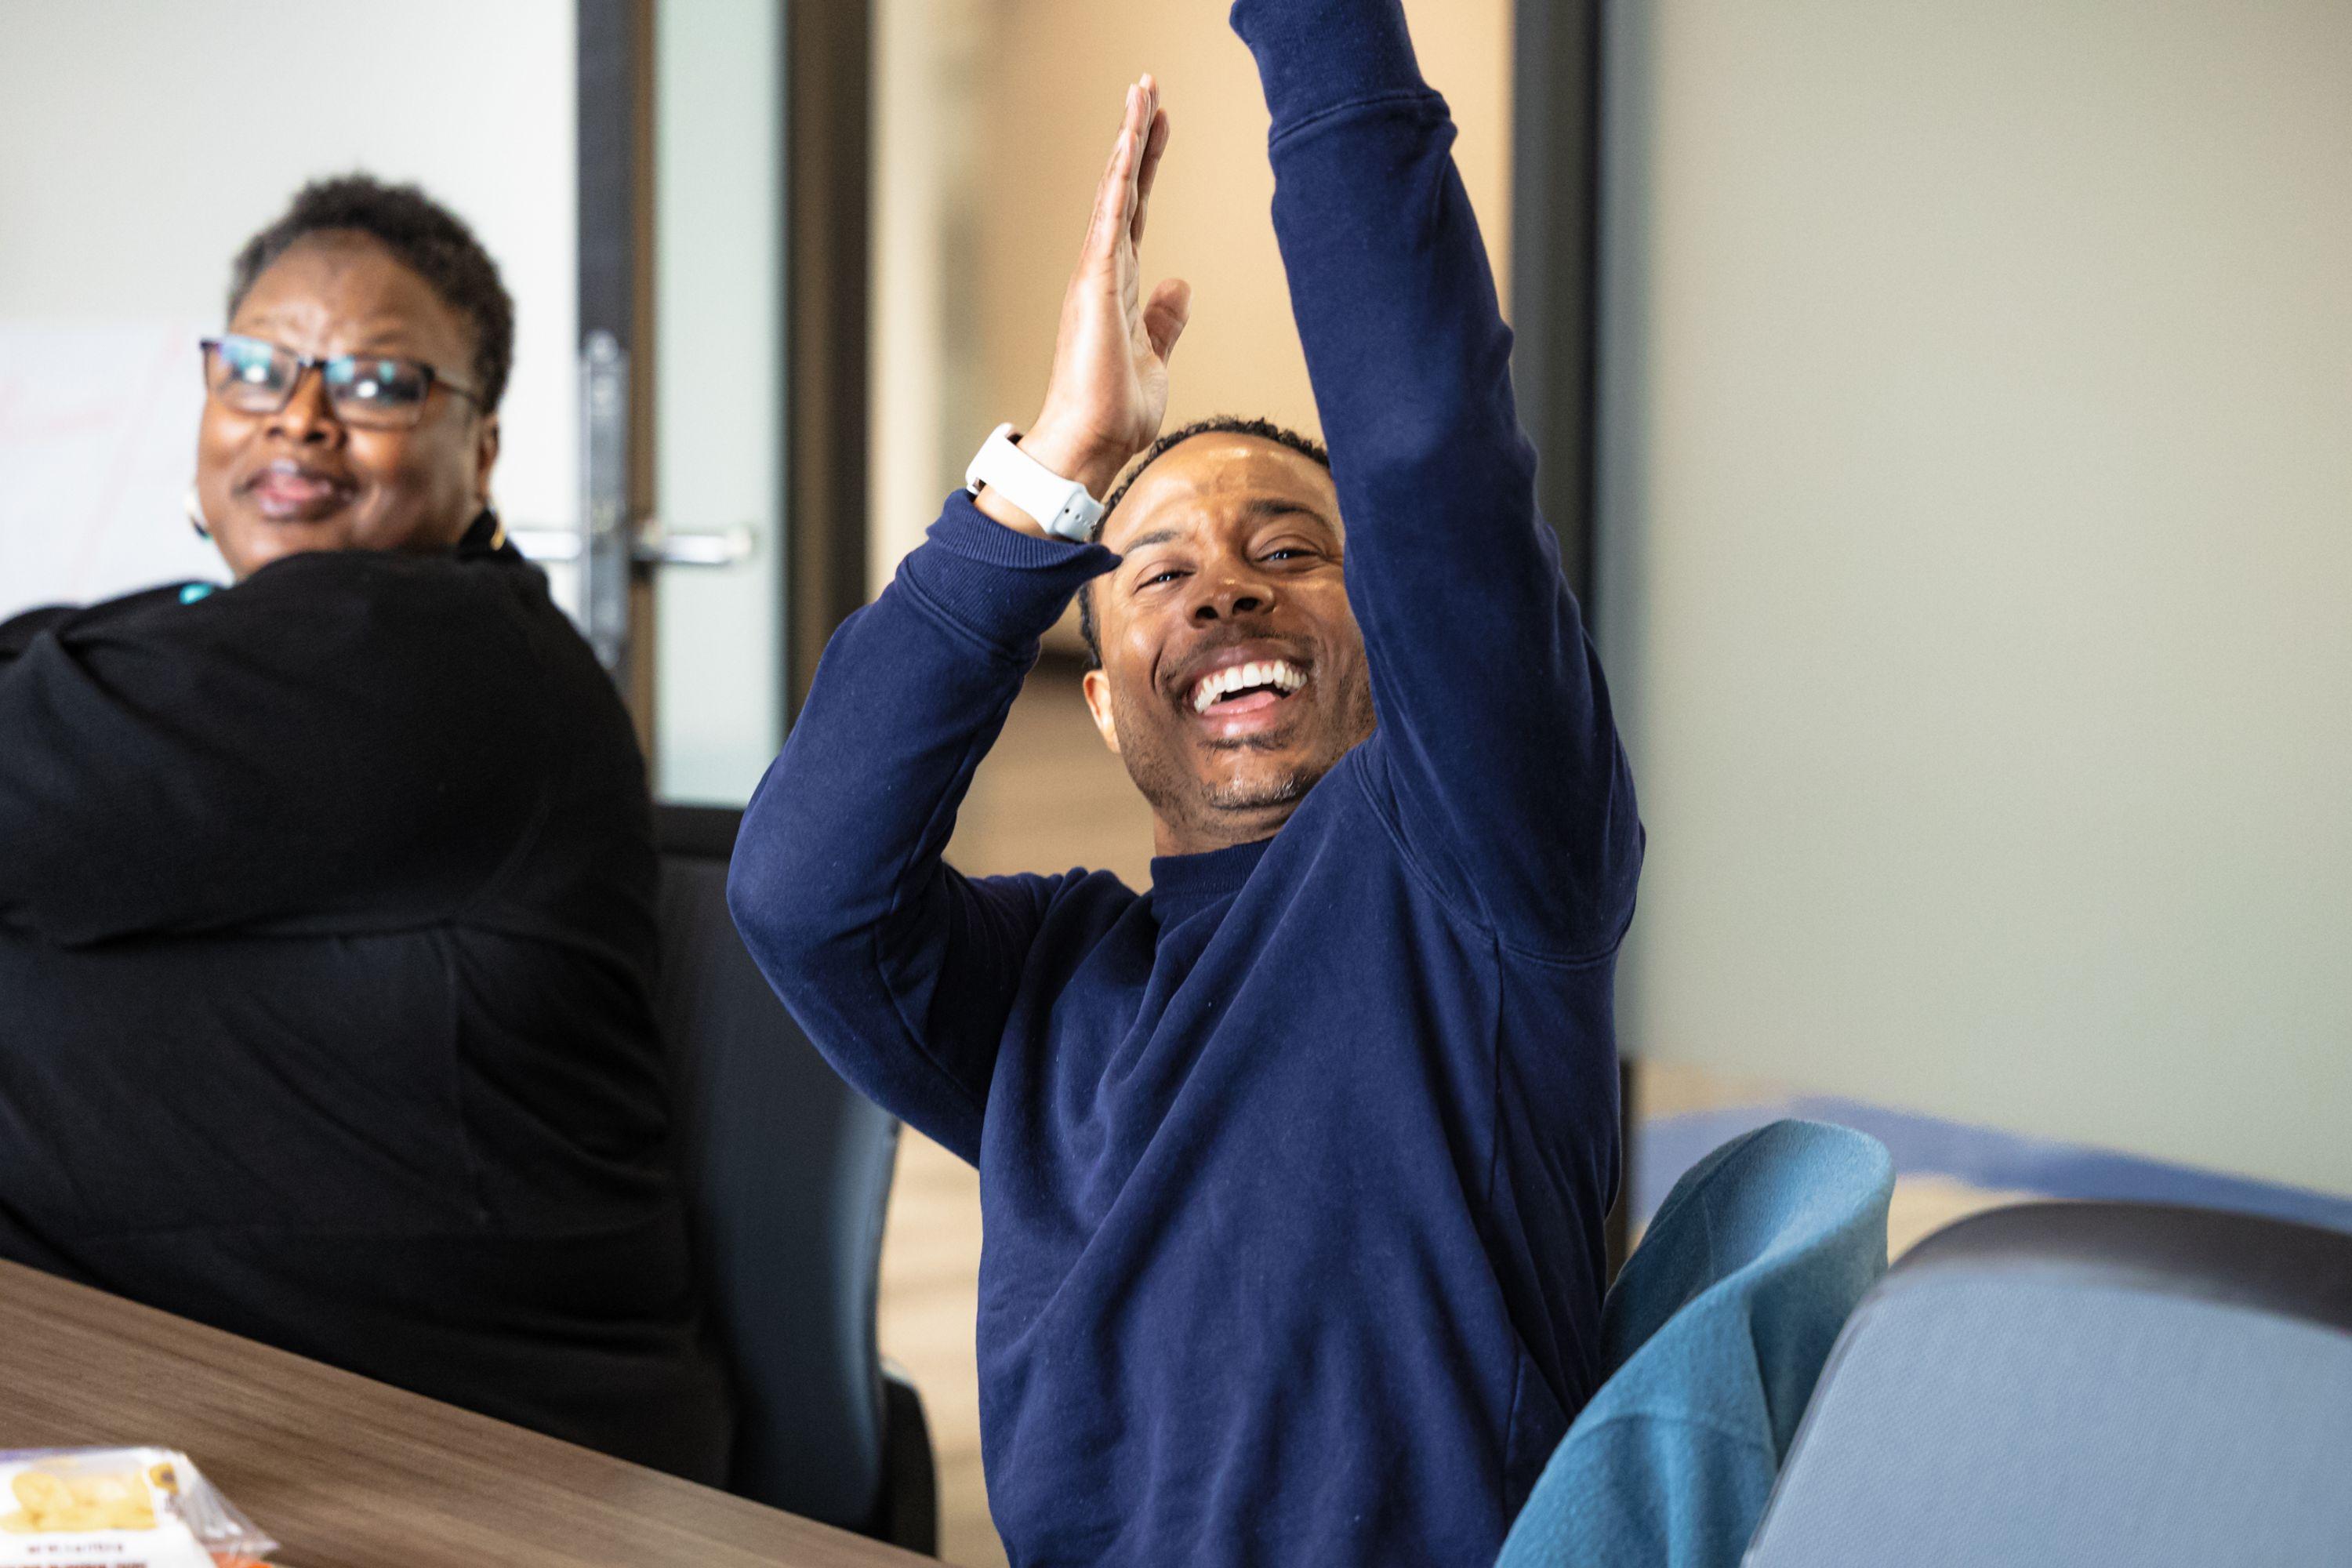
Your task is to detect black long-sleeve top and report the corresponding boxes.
[0,521,730,1481]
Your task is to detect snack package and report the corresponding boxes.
[0,1448,275,1567]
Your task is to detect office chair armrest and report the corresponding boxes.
[873,1360,939,1556]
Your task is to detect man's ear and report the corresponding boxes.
[1080,669,1123,755]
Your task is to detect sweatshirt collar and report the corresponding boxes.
[1148,834,1275,920]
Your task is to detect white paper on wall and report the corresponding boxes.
[0,321,224,622]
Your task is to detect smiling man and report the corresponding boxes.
[729,2,1640,1562]
[1075,416,1375,852]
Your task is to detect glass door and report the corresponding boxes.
[554,0,869,807]
[647,0,786,803]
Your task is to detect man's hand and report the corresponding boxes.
[978,75,1190,536]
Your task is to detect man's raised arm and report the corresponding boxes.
[1232,0,1641,957]
[726,502,1109,1163]
[728,81,1186,1163]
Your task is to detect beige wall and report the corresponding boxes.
[1601,0,2352,1194]
[872,0,1513,595]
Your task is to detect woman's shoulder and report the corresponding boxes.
[232,549,586,669]
[241,543,528,607]
[170,553,624,759]
[1,583,218,652]
[0,602,76,655]
[16,551,635,779]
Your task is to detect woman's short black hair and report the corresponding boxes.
[227,174,515,413]
[1076,416,1332,670]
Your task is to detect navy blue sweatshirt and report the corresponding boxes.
[730,2,1641,1560]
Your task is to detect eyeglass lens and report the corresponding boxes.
[205,336,434,426]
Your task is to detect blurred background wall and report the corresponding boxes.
[1597,0,2352,1196]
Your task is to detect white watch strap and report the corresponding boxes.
[964,423,1105,543]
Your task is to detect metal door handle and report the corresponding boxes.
[563,329,764,676]
[579,331,631,671]
[634,519,758,567]
[508,521,758,567]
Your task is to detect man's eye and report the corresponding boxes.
[1140,568,1185,587]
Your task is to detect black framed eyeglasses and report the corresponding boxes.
[199,333,483,430]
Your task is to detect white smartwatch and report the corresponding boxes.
[964,423,1105,543]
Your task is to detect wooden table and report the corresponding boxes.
[0,1258,926,1567]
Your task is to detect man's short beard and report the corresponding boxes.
[1111,710,1320,838]
[1201,762,1311,814]
[1106,664,1373,848]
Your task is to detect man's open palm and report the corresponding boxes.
[1027,75,1192,498]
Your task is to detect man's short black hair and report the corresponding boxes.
[1077,416,1332,670]
[227,174,516,413]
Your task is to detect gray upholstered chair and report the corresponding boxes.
[655,804,936,1552]
[1744,1200,2352,1567]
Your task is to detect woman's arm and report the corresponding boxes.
[0,604,76,662]
[0,552,549,945]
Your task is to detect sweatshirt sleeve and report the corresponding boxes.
[1232,0,1641,959]
[728,494,1117,1163]
[0,554,550,946]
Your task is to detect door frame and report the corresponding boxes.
[576,0,659,741]
[783,0,873,720]
[1511,0,1629,1276]
[575,0,873,751]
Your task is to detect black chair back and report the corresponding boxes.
[653,804,934,1549]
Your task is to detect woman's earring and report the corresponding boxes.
[184,485,212,542]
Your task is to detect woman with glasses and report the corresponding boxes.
[0,176,730,1483]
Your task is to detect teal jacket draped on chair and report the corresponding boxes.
[1497,1120,1896,1567]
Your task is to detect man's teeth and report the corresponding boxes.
[1190,659,1308,714]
